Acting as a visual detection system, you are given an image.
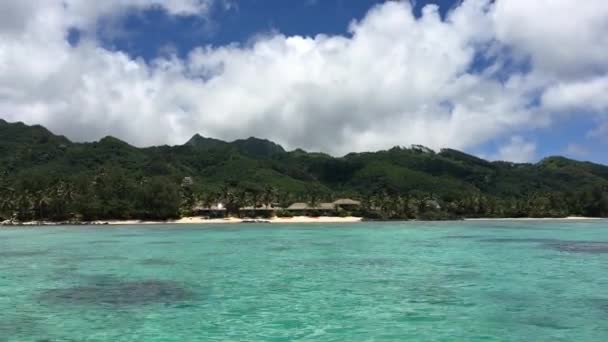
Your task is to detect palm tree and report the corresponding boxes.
[219,184,244,216]
[361,193,373,211]
[247,188,262,209]
[218,184,233,205]
[48,180,75,220]
[276,191,293,210]
[306,189,320,209]
[16,190,34,221]
[262,186,277,208]
[0,193,14,220]
[201,191,217,209]
[231,189,248,216]
[34,189,51,220]
[0,184,15,216]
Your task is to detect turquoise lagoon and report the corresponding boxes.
[1,220,608,341]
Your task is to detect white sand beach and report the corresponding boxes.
[6,216,607,227]
[268,216,363,224]
[94,216,364,225]
[1,216,363,226]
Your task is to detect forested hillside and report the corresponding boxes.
[1,119,607,221]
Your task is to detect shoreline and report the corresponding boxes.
[0,216,364,227]
[1,216,605,227]
[464,216,604,221]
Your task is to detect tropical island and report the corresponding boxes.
[1,119,607,225]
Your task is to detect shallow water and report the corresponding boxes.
[1,220,608,341]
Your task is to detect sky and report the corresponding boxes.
[0,0,607,163]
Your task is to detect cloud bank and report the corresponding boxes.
[0,0,606,159]
[494,136,537,163]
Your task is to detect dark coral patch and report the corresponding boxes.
[139,258,176,266]
[478,237,608,253]
[545,241,608,254]
[310,241,336,247]
[268,245,293,252]
[83,255,128,261]
[0,250,48,257]
[40,278,194,306]
[479,238,558,243]
[0,314,47,340]
[444,235,481,239]
[89,240,119,244]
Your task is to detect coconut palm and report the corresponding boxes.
[15,190,34,221]
[262,186,277,208]
[33,189,51,220]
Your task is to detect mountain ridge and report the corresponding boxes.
[3,119,604,166]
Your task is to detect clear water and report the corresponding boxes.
[2,221,608,341]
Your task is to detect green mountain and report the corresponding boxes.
[185,134,227,149]
[1,119,607,221]
[231,137,286,159]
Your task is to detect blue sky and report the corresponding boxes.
[101,0,461,60]
[1,0,607,163]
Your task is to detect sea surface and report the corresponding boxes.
[1,220,608,341]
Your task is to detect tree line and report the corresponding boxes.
[2,169,607,222]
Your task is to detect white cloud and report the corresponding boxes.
[492,0,608,80]
[0,0,607,156]
[493,136,537,163]
[543,76,608,113]
[493,0,608,131]
[0,1,214,37]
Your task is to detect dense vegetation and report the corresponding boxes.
[1,119,608,222]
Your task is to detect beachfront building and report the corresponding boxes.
[332,198,361,211]
[239,204,278,218]
[192,198,361,218]
[192,204,227,218]
[286,202,336,216]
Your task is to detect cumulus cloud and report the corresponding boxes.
[493,136,537,163]
[494,0,608,136]
[0,0,607,156]
[492,0,608,80]
[543,76,608,113]
[0,1,214,37]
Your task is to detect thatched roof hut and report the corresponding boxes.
[240,204,278,211]
[287,203,310,210]
[286,202,336,211]
[332,198,361,206]
[193,204,226,212]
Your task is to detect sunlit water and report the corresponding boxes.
[2,220,608,341]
